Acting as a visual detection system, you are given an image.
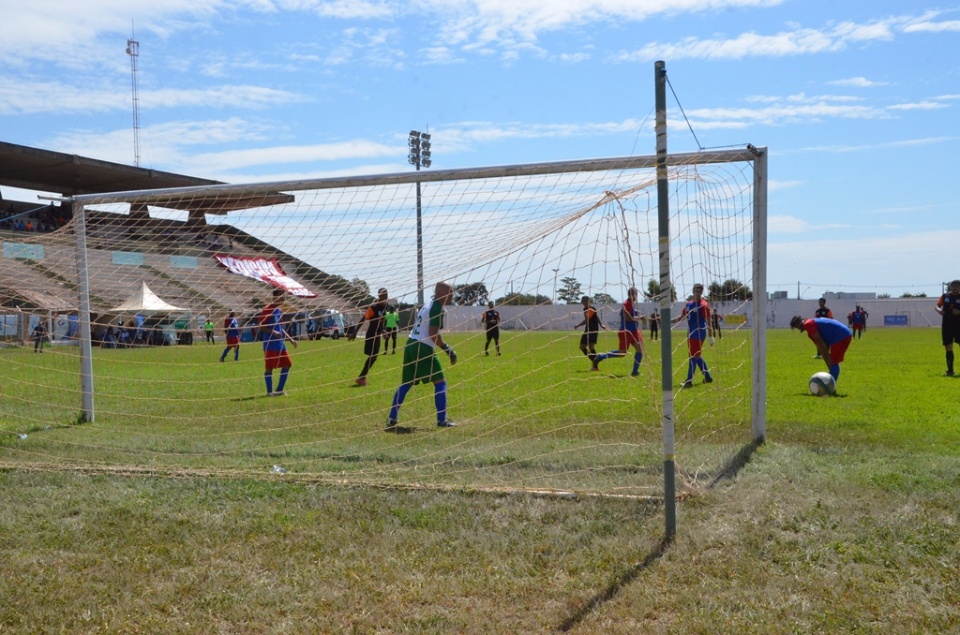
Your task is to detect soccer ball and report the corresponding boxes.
[808,371,836,397]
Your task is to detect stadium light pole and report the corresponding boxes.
[408,130,432,306]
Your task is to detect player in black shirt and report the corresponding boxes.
[936,280,960,376]
[481,301,501,356]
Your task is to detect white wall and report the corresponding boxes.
[442,298,942,332]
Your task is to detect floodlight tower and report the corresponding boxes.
[125,35,141,167]
[408,130,432,306]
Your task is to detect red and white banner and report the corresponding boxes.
[213,254,316,298]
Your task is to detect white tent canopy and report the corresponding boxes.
[108,282,187,313]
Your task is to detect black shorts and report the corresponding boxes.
[485,326,500,340]
[942,325,960,347]
[580,332,598,347]
[364,336,382,356]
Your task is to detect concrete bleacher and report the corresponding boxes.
[1,212,358,318]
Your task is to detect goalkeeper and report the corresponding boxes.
[386,281,458,431]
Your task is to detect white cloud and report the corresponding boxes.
[0,77,305,116]
[609,14,926,62]
[768,214,810,233]
[903,19,960,33]
[886,101,949,112]
[769,231,960,292]
[827,77,888,88]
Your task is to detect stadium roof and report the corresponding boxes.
[0,141,292,214]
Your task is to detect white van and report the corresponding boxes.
[310,309,346,339]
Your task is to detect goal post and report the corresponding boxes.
[2,143,767,535]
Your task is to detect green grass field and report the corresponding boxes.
[1,327,958,633]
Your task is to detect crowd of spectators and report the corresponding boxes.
[0,202,73,233]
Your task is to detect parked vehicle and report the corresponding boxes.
[311,309,347,339]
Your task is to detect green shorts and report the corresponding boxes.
[402,340,444,385]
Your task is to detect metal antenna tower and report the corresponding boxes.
[125,32,141,167]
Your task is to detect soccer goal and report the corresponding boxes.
[1,140,767,520]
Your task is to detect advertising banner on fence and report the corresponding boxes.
[214,254,316,298]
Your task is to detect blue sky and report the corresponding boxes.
[2,0,958,297]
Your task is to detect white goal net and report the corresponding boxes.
[0,148,766,501]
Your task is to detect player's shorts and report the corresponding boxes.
[580,332,599,348]
[942,326,960,347]
[401,340,444,385]
[829,336,852,363]
[619,329,642,350]
[852,324,864,332]
[364,335,382,357]
[264,348,292,370]
[226,335,239,346]
[485,326,500,341]
[688,337,704,357]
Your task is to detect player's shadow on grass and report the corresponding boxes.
[558,438,763,632]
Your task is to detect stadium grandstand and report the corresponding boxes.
[0,141,367,342]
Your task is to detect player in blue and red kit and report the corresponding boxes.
[847,305,868,340]
[219,311,241,362]
[259,288,297,396]
[593,287,644,376]
[790,315,852,381]
[673,283,715,388]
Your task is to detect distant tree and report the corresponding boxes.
[900,292,927,298]
[878,293,892,299]
[646,279,677,303]
[592,292,617,305]
[708,279,753,302]
[494,293,552,306]
[453,282,489,306]
[350,277,370,297]
[557,277,583,304]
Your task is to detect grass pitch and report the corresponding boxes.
[1,327,959,633]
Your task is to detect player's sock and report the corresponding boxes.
[829,364,840,381]
[633,352,642,375]
[434,380,448,423]
[686,359,695,383]
[389,384,412,421]
[264,372,273,394]
[219,348,229,362]
[276,367,289,392]
[234,349,239,361]
[594,353,607,364]
[360,356,375,378]
[947,351,955,373]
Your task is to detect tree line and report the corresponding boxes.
[445,277,754,306]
